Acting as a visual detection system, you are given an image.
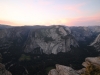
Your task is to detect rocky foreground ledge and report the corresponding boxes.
[0,63,12,75]
[48,57,100,75]
[0,54,12,75]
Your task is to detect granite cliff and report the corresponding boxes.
[0,25,79,54]
[24,26,78,54]
[0,25,100,54]
[90,34,100,51]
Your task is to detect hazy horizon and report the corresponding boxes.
[0,0,100,26]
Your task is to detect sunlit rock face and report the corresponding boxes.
[79,57,100,74]
[90,34,100,51]
[24,26,78,54]
[48,57,100,75]
[48,64,79,75]
[48,69,58,75]
[82,57,100,67]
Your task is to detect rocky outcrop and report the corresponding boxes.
[48,69,58,75]
[24,26,79,54]
[0,53,12,75]
[82,57,100,67]
[90,34,100,51]
[48,64,79,75]
[0,63,12,75]
[81,57,100,75]
[48,57,100,75]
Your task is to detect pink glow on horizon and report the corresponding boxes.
[0,12,100,26]
[0,20,19,26]
[66,13,100,26]
[0,0,100,26]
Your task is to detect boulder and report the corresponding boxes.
[48,64,79,75]
[0,63,12,75]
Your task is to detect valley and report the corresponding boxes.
[0,25,100,75]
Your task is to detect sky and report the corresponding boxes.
[0,0,100,26]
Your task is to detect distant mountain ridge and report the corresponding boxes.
[0,24,100,75]
[0,24,13,29]
[0,25,100,54]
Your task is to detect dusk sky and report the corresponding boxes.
[0,0,100,26]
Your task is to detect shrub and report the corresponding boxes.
[81,63,100,75]
[19,54,31,61]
